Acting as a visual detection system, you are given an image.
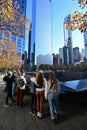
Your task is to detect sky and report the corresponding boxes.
[26,0,86,54]
[51,0,85,54]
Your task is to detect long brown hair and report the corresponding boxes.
[36,71,44,87]
[48,72,57,81]
[48,72,58,90]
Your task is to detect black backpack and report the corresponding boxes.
[19,78,25,87]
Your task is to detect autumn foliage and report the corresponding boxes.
[66,0,87,32]
[0,39,22,69]
[0,0,31,36]
[0,0,31,69]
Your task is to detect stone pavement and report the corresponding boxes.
[0,74,87,130]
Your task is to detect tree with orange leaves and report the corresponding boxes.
[0,39,22,70]
[0,0,31,37]
[66,0,87,33]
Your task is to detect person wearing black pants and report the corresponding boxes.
[29,73,37,115]
[3,71,15,107]
[30,93,37,114]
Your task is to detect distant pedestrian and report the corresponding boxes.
[29,73,37,115]
[45,72,60,124]
[3,71,15,107]
[16,70,26,108]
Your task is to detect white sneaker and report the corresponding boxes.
[39,112,42,118]
[37,112,43,118]
[37,112,40,117]
[4,104,9,108]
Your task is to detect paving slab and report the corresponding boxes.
[0,83,87,130]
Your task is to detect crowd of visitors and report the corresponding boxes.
[3,70,26,108]
[3,69,60,125]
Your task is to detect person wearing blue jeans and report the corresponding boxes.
[48,92,59,120]
[45,72,60,124]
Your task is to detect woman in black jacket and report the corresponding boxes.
[3,71,15,107]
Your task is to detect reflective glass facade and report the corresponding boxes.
[63,46,69,65]
[28,0,36,66]
[28,0,52,66]
[31,0,36,65]
[0,0,27,58]
[84,27,87,59]
[64,14,73,64]
[16,0,27,56]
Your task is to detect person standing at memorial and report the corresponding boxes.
[45,72,60,124]
[29,73,37,115]
[16,70,26,108]
[3,71,15,107]
[35,70,47,118]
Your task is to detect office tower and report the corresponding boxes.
[28,24,32,65]
[0,0,27,62]
[73,47,80,63]
[52,54,59,66]
[59,48,63,65]
[64,14,73,64]
[84,27,87,60]
[63,46,69,65]
[28,0,36,66]
[15,0,27,61]
[27,0,32,65]
[81,48,85,61]
[28,0,52,66]
[0,30,11,56]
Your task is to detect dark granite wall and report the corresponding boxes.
[56,71,87,81]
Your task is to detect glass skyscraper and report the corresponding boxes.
[84,27,87,59]
[64,14,73,64]
[27,0,36,66]
[28,0,52,66]
[14,0,27,57]
[0,0,27,60]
